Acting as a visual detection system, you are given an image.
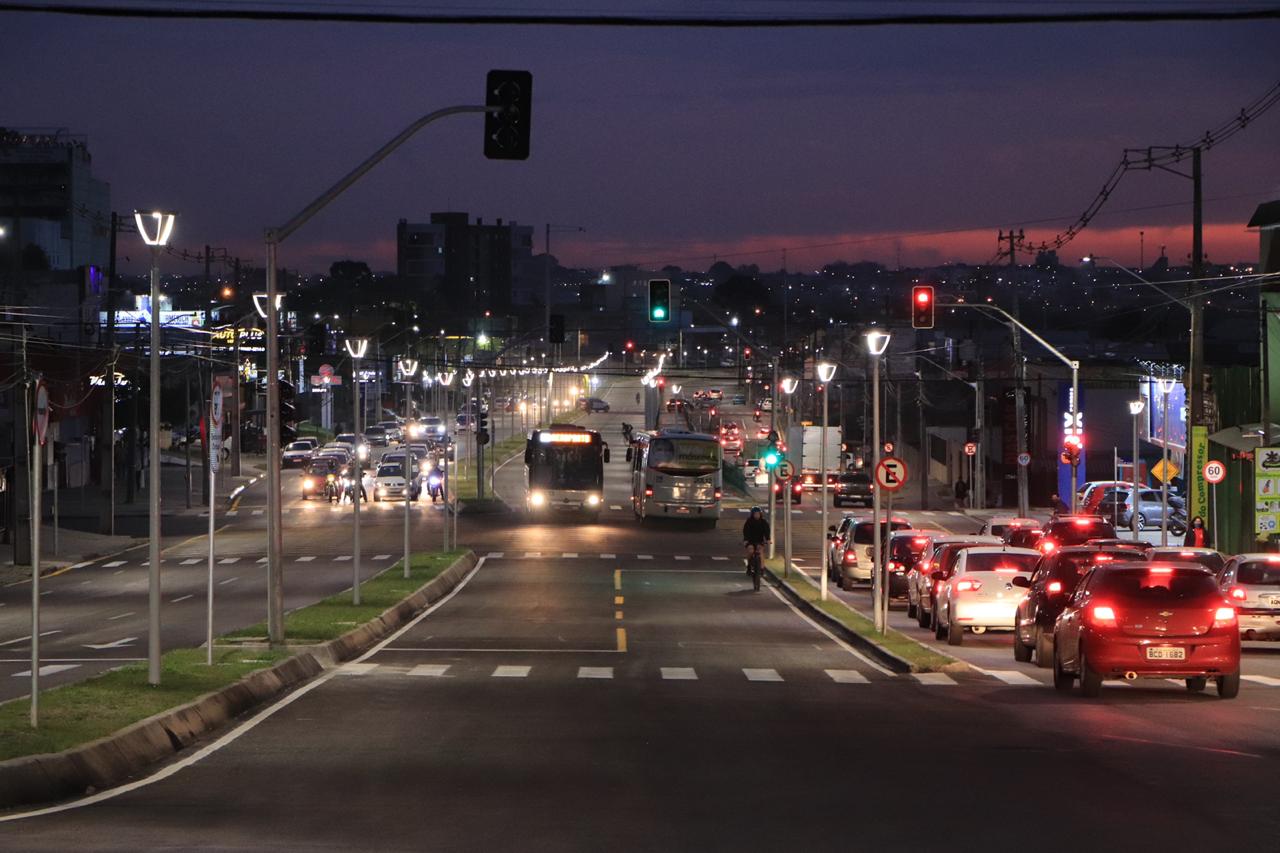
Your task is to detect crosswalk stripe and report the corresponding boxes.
[493,665,531,678]
[408,664,450,677]
[226,510,239,517]
[637,555,653,560]
[711,556,728,561]
[825,669,870,684]
[912,673,956,686]
[179,558,200,565]
[562,553,579,559]
[743,668,783,682]
[335,555,351,561]
[257,557,269,563]
[103,561,125,568]
[609,505,623,511]
[981,669,1040,686]
[487,552,505,559]
[661,667,697,680]
[578,666,613,679]
[1243,674,1280,687]
[675,556,690,561]
[252,509,264,516]
[218,557,239,565]
[296,556,315,562]
[374,554,392,560]
[339,663,379,675]
[600,553,616,559]
[525,552,542,559]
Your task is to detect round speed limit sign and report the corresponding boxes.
[1202,460,1226,485]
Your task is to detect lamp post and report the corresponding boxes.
[1128,398,1145,542]
[866,331,891,634]
[346,338,369,603]
[134,210,175,686]
[780,376,799,577]
[1158,377,1177,546]
[817,362,837,601]
[398,358,418,580]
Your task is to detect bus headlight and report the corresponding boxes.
[587,494,601,506]
[530,491,546,507]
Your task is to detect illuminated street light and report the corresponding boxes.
[816,361,837,601]
[346,336,369,606]
[253,292,284,320]
[1129,398,1145,542]
[866,330,891,633]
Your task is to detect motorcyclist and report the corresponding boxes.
[426,458,444,503]
[742,506,771,572]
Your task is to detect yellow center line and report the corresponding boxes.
[616,627,627,652]
[614,568,621,591]
[614,595,624,605]
[615,610,623,620]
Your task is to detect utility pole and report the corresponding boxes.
[100,212,119,537]
[1000,228,1030,516]
[1187,147,1207,524]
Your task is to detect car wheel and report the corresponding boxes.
[302,494,308,501]
[934,607,946,640]
[907,600,918,620]
[1035,628,1053,669]
[1013,631,1033,662]
[373,495,380,502]
[1216,672,1240,699]
[918,601,932,629]
[1052,645,1074,692]
[1079,649,1102,698]
[946,617,964,646]
[1136,513,1147,531]
[1185,676,1207,693]
[839,575,852,591]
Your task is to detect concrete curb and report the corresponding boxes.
[0,550,477,811]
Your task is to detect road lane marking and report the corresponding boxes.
[562,552,578,558]
[374,554,391,560]
[335,555,351,561]
[609,505,622,511]
[825,669,870,684]
[180,558,200,565]
[0,630,62,647]
[296,556,315,562]
[492,665,531,678]
[408,664,450,677]
[83,637,137,650]
[1243,675,1280,687]
[614,569,622,591]
[616,628,627,652]
[912,673,956,686]
[1099,734,1262,760]
[674,556,690,561]
[711,556,728,561]
[103,561,125,568]
[252,509,264,516]
[615,610,623,620]
[107,612,134,621]
[218,577,238,586]
[661,667,697,680]
[743,668,783,682]
[338,663,379,675]
[614,596,624,605]
[578,666,613,679]
[218,557,240,565]
[487,552,505,559]
[524,552,542,558]
[763,583,895,676]
[601,553,616,559]
[637,554,653,560]
[226,510,238,517]
[12,664,79,678]
[257,557,269,563]
[976,668,1040,686]
[170,595,193,603]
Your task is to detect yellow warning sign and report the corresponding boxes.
[1151,459,1180,484]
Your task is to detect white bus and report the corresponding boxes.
[629,429,723,521]
[524,426,610,519]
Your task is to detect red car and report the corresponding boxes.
[1052,562,1240,698]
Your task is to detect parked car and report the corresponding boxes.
[1095,487,1186,533]
[1078,480,1133,514]
[979,516,1040,539]
[1146,546,1225,575]
[906,535,1002,624]
[830,517,912,589]
[1052,562,1240,698]
[281,440,315,468]
[1039,516,1118,553]
[1218,554,1280,640]
[832,471,873,507]
[1012,546,1136,666]
[933,546,1041,645]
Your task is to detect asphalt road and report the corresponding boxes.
[5,370,1280,849]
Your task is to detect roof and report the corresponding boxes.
[1247,199,1280,230]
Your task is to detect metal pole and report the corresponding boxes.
[148,247,163,686]
[30,393,40,728]
[1212,481,1219,551]
[784,463,793,578]
[1070,365,1080,512]
[871,351,883,634]
[51,453,58,557]
[451,429,459,549]
[231,316,242,477]
[1132,409,1141,541]
[206,463,216,666]
[404,432,412,580]
[820,383,829,601]
[352,354,362,605]
[769,360,778,560]
[1161,387,1171,547]
[884,484,894,630]
[974,378,984,510]
[265,240,284,644]
[185,363,192,509]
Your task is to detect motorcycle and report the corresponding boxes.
[323,474,341,504]
[753,408,762,422]
[427,472,443,503]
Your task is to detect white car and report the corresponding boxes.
[1219,554,1280,640]
[281,440,315,468]
[707,388,723,401]
[904,534,1003,622]
[934,546,1042,645]
[980,516,1041,541]
[373,461,419,502]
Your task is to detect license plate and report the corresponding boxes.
[1145,646,1186,661]
[675,506,690,514]
[1265,594,1280,606]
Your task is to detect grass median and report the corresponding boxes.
[223,549,467,642]
[765,559,956,672]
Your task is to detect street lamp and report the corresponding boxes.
[397,357,419,579]
[1128,398,1145,541]
[778,376,799,570]
[252,292,284,320]
[817,361,837,601]
[134,210,176,686]
[345,337,369,604]
[1158,377,1177,546]
[865,330,891,634]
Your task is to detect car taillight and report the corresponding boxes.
[714,489,722,499]
[843,551,857,565]
[887,561,899,571]
[956,579,982,592]
[1213,607,1237,629]
[644,487,653,497]
[1229,586,1246,601]
[1046,580,1063,595]
[919,561,931,572]
[1041,541,1056,553]
[793,484,802,494]
[1088,605,1118,628]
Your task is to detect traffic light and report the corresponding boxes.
[912,285,935,329]
[648,279,671,323]
[743,346,751,359]
[763,439,781,471]
[1061,433,1083,466]
[477,409,490,444]
[549,314,565,345]
[625,340,635,351]
[483,69,532,160]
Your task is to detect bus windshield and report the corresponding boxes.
[647,438,720,476]
[529,444,601,490]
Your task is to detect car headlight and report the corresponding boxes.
[378,488,388,497]
[530,491,546,507]
[587,494,601,506]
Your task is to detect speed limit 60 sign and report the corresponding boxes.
[1203,460,1226,485]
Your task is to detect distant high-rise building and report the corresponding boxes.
[0,128,111,270]
[396,213,534,315]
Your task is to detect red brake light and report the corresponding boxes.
[1041,541,1056,553]
[1229,586,1246,601]
[1089,605,1118,628]
[1046,580,1063,594]
[1073,519,1092,526]
[793,484,803,493]
[913,537,928,545]
[956,579,982,592]
[1213,607,1237,628]
[644,487,654,497]
[1093,554,1113,562]
[843,551,857,565]
[713,489,722,499]
[1148,567,1173,575]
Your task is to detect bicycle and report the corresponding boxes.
[745,542,767,592]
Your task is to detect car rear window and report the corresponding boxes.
[963,553,1039,574]
[1056,552,1128,577]
[854,521,911,544]
[1237,561,1280,586]
[1088,567,1219,601]
[890,536,933,561]
[1047,519,1117,545]
[840,473,870,485]
[1155,552,1226,574]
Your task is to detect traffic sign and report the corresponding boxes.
[33,380,49,446]
[1202,459,1226,485]
[775,459,796,480]
[875,456,907,492]
[210,378,224,474]
[1017,452,1031,467]
[964,442,976,457]
[883,441,895,454]
[1151,458,1180,484]
[319,363,335,378]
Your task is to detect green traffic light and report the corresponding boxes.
[652,306,666,320]
[763,449,780,469]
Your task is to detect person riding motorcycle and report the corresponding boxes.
[426,459,444,503]
[742,506,771,572]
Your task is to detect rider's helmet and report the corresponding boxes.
[749,505,763,515]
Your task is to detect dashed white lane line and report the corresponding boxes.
[373,554,392,561]
[600,553,616,560]
[743,668,783,682]
[493,665,531,678]
[107,612,134,621]
[103,561,125,568]
[170,594,193,604]
[609,505,623,511]
[524,552,542,559]
[661,667,698,680]
[218,557,240,565]
[408,664,450,677]
[218,576,238,586]
[338,662,379,675]
[912,673,957,686]
[826,669,870,684]
[674,556,690,561]
[487,552,505,559]
[335,556,351,561]
[226,510,239,517]
[978,669,1041,686]
[252,509,264,516]
[0,630,61,647]
[711,556,729,561]
[296,556,315,562]
[578,666,614,679]
[637,554,653,560]
[12,664,79,678]
[562,553,579,559]
[179,558,200,566]
[257,557,269,564]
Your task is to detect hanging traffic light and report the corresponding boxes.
[912,285,935,329]
[648,279,671,323]
[484,69,533,160]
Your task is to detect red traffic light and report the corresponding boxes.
[912,285,935,329]
[1061,433,1083,466]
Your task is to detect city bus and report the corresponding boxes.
[524,425,611,519]
[630,428,723,521]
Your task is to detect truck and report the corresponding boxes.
[799,426,843,490]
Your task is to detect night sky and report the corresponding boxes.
[4,2,1278,275]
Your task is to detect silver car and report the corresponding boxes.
[906,535,1002,621]
[1219,554,1280,640]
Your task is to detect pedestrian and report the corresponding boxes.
[1050,492,1070,515]
[954,479,969,507]
[1184,516,1211,548]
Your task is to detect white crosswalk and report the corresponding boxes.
[338,662,892,684]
